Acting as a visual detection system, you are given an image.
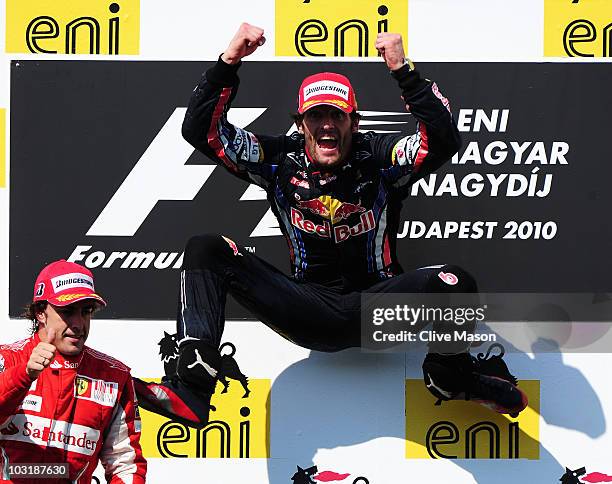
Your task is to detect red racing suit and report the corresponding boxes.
[0,334,146,483]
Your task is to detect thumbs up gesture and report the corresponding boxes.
[26,328,57,380]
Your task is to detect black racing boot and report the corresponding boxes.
[176,340,222,389]
[134,340,221,429]
[422,343,528,417]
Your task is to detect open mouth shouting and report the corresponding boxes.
[299,104,356,169]
[317,133,339,154]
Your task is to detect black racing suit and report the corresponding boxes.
[179,58,474,353]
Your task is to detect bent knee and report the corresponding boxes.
[428,264,478,293]
[183,234,240,269]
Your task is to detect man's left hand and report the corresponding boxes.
[375,33,407,71]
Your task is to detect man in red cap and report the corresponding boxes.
[136,23,527,427]
[0,260,146,483]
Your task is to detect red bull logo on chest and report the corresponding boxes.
[296,196,366,224]
[291,205,376,243]
[333,210,376,242]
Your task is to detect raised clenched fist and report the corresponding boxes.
[221,23,266,65]
[375,33,408,72]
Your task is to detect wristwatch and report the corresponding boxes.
[400,57,415,71]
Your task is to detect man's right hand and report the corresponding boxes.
[221,23,266,65]
[26,328,57,380]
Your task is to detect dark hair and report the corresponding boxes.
[22,301,48,335]
[21,300,103,335]
[291,110,362,125]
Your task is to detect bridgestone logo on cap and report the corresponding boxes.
[51,273,94,294]
[303,80,349,101]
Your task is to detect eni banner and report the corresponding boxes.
[5,0,140,54]
[544,0,612,57]
[139,379,270,458]
[275,0,408,57]
[405,379,540,459]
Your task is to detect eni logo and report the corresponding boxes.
[405,380,540,459]
[156,406,254,458]
[6,0,140,55]
[138,379,271,458]
[76,377,90,396]
[544,0,611,57]
[275,0,408,57]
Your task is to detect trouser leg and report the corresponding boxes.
[377,266,526,414]
[179,239,477,353]
[360,263,479,353]
[177,234,358,352]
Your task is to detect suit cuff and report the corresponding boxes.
[206,55,242,86]
[392,63,429,99]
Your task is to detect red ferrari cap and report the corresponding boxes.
[298,72,358,114]
[33,260,106,307]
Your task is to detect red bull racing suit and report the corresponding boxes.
[178,59,472,352]
[0,335,147,483]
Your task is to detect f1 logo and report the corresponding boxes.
[86,107,266,236]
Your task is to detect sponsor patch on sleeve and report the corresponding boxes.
[0,339,29,352]
[392,134,421,168]
[392,139,408,166]
[431,82,451,112]
[134,403,142,433]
